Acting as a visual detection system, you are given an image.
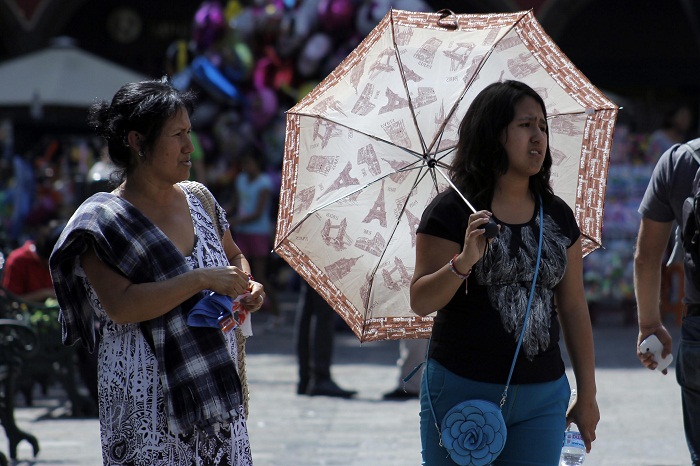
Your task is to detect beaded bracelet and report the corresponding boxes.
[448,253,471,280]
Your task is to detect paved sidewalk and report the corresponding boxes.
[6,309,690,465]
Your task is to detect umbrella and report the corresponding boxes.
[274,9,619,342]
[0,39,148,108]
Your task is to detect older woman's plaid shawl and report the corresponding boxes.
[49,192,243,436]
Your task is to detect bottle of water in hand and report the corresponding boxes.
[560,389,586,466]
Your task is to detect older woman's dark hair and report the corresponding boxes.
[87,76,196,183]
[449,80,553,210]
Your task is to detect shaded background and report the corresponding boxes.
[0,0,695,315]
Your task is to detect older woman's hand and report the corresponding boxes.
[206,266,251,298]
[242,280,265,313]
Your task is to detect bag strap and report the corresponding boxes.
[425,198,544,437]
[499,199,543,406]
[179,180,251,416]
[181,180,224,241]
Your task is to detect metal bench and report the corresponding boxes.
[0,318,40,462]
[0,286,97,418]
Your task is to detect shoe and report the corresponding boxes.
[306,379,357,398]
[382,387,419,400]
[297,382,308,395]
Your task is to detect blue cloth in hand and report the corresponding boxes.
[187,292,234,328]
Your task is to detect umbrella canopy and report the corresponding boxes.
[0,41,148,108]
[275,9,619,342]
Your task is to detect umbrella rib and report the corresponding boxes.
[427,12,528,153]
[433,166,479,214]
[274,159,434,248]
[389,9,428,155]
[289,111,427,160]
[363,162,440,310]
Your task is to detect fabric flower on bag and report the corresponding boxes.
[440,400,507,466]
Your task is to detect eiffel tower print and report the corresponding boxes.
[434,102,458,150]
[313,118,344,149]
[322,162,360,196]
[312,95,347,117]
[369,48,395,79]
[362,180,387,228]
[379,88,409,115]
[382,158,412,184]
[442,42,475,71]
[403,66,423,83]
[403,209,421,247]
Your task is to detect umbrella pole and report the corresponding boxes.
[432,164,499,238]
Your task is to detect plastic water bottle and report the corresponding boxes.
[560,389,586,466]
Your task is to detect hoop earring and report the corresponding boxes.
[138,150,145,158]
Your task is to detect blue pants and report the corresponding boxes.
[420,359,570,465]
[676,315,700,465]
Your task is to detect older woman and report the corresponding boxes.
[50,77,263,465]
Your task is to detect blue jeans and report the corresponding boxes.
[676,315,700,465]
[420,359,569,465]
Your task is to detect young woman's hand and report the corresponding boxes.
[567,394,599,453]
[456,210,497,269]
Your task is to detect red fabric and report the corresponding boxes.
[1,241,53,296]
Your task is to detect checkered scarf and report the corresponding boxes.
[50,192,243,436]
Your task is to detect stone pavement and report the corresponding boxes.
[5,304,691,466]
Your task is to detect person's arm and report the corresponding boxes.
[410,211,493,316]
[16,287,56,304]
[231,188,271,226]
[80,245,251,324]
[555,237,599,453]
[633,217,674,372]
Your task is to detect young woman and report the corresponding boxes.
[411,80,599,465]
[50,77,263,465]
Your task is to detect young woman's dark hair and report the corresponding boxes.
[449,80,553,210]
[87,76,197,184]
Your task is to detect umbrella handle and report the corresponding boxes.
[436,9,458,30]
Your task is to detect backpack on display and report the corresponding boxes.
[680,139,700,287]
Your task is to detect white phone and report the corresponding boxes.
[639,334,673,372]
